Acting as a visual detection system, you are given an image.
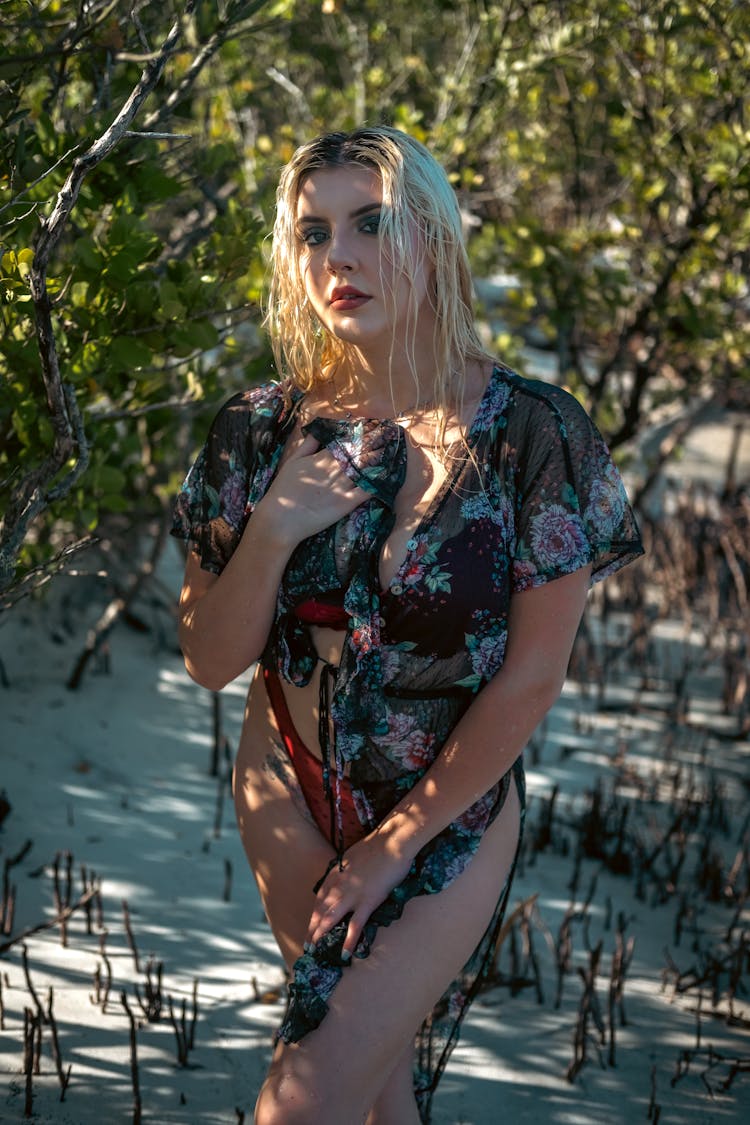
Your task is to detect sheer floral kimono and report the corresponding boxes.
[172,364,643,1120]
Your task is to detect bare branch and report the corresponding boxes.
[0,537,100,614]
[142,1,270,132]
[0,144,82,221]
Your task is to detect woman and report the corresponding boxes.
[172,127,643,1124]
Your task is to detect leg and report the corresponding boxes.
[254,780,522,1125]
[365,1046,421,1125]
[233,718,335,970]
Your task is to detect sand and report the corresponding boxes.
[1,513,749,1123]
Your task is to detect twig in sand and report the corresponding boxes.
[90,928,113,1011]
[79,864,100,934]
[189,978,198,1050]
[518,897,545,1004]
[2,838,32,936]
[47,987,72,1100]
[554,907,575,1010]
[647,1063,661,1121]
[0,883,100,954]
[167,982,199,1066]
[566,940,605,1083]
[608,914,635,1066]
[52,851,73,946]
[21,944,45,1024]
[23,1006,42,1117]
[134,957,163,1023]
[120,991,142,1125]
[212,735,234,839]
[122,899,141,973]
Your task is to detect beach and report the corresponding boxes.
[2,469,749,1123]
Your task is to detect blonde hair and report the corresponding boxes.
[266,126,490,430]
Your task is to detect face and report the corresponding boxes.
[294,164,435,356]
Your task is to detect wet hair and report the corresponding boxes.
[266,126,490,425]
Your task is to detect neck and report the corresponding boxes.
[330,343,445,418]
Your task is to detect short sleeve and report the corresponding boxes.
[170,392,257,574]
[510,385,644,592]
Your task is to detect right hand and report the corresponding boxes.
[256,431,370,547]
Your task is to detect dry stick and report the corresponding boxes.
[647,1063,661,1122]
[608,919,636,1067]
[121,900,141,973]
[95,881,104,931]
[725,889,747,946]
[23,1007,37,1118]
[566,940,605,1083]
[168,995,191,1066]
[90,928,113,1012]
[20,944,45,1025]
[2,838,32,936]
[1,878,16,938]
[0,883,100,954]
[211,690,224,777]
[53,851,73,947]
[134,957,163,1023]
[99,929,113,1012]
[532,784,559,854]
[213,735,234,839]
[555,907,575,1010]
[189,979,198,1050]
[488,894,539,983]
[80,864,96,934]
[46,987,72,1101]
[120,992,142,1125]
[519,898,544,1005]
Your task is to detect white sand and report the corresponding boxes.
[1,539,748,1124]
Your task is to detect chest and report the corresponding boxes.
[379,439,451,589]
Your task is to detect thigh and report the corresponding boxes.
[262,780,522,1123]
[233,715,336,969]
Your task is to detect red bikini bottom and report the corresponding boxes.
[263,665,366,850]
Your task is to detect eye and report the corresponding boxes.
[299,227,328,247]
[359,213,381,235]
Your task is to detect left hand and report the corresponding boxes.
[306,832,416,958]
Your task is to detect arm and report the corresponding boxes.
[177,507,296,691]
[177,432,368,691]
[308,564,591,955]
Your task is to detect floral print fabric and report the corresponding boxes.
[171,365,643,1121]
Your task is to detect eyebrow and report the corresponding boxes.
[296,203,381,226]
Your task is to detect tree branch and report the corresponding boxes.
[590,184,721,410]
[0,1,198,594]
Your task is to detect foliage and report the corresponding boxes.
[0,0,278,595]
[0,0,748,598]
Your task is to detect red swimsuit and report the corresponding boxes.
[263,595,365,850]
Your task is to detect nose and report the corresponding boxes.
[325,229,356,273]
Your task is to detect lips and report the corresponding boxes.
[330,285,370,310]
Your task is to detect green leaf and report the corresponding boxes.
[109,336,153,370]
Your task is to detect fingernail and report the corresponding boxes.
[340,949,352,963]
